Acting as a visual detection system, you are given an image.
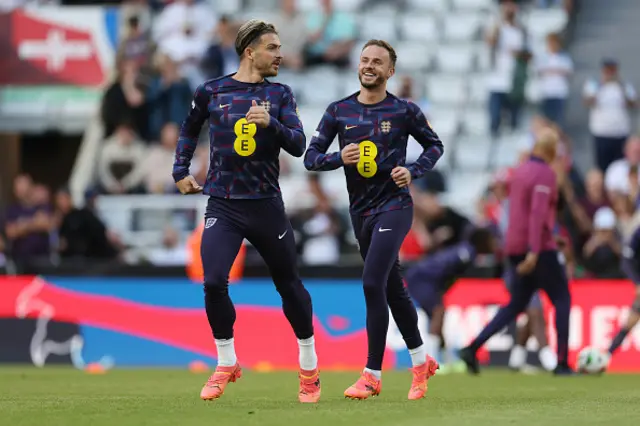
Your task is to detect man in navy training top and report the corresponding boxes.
[459,128,574,375]
[304,39,444,400]
[404,227,497,367]
[607,219,640,361]
[173,19,320,403]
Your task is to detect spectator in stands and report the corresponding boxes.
[157,22,208,91]
[153,0,216,49]
[582,206,621,277]
[146,226,188,266]
[421,192,471,251]
[147,54,193,140]
[101,59,148,140]
[98,122,147,195]
[54,188,120,260]
[583,58,637,172]
[536,33,573,126]
[604,136,640,199]
[201,15,241,80]
[272,0,307,71]
[303,0,357,68]
[144,122,180,194]
[486,1,527,139]
[3,174,54,264]
[568,168,609,236]
[290,174,345,266]
[117,15,154,75]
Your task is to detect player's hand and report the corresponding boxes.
[516,252,538,275]
[246,100,270,128]
[176,175,203,195]
[391,167,411,188]
[341,143,360,165]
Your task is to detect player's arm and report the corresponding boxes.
[172,84,209,192]
[405,101,444,181]
[527,174,554,255]
[268,85,306,157]
[303,104,343,171]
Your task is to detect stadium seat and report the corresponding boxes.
[426,106,461,136]
[452,136,493,170]
[471,42,491,72]
[297,106,326,139]
[434,45,476,73]
[446,170,492,217]
[215,0,242,14]
[296,0,322,12]
[443,14,482,42]
[450,0,493,11]
[399,15,439,42]
[301,68,342,105]
[461,108,490,135]
[395,42,433,72]
[406,0,449,13]
[425,75,467,105]
[525,77,542,104]
[525,9,568,39]
[359,13,398,41]
[467,74,489,105]
[333,0,365,12]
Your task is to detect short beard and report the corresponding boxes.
[257,61,278,78]
[359,75,385,89]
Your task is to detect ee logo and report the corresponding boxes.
[357,140,378,178]
[233,118,257,156]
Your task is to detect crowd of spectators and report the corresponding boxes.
[6,0,636,279]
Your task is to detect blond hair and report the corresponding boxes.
[235,19,278,57]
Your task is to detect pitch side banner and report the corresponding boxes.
[0,276,638,371]
[0,7,119,86]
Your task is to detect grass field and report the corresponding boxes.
[1,367,639,426]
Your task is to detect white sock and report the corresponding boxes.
[508,345,526,369]
[215,338,237,367]
[298,336,318,370]
[424,334,442,362]
[408,344,427,367]
[538,345,558,371]
[364,368,382,379]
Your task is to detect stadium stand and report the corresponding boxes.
[2,0,582,269]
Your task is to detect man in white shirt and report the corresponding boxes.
[536,33,573,126]
[486,2,526,139]
[583,59,637,172]
[604,136,640,197]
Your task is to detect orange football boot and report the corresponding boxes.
[407,355,439,400]
[200,363,242,400]
[298,368,321,403]
[344,370,381,400]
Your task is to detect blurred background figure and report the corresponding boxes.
[583,59,637,172]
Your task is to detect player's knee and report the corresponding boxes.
[203,272,229,295]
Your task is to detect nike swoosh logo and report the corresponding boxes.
[278,231,288,239]
[345,125,357,130]
[378,228,392,232]
[219,104,230,109]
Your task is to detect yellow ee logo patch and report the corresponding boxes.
[233,118,257,156]
[357,140,378,178]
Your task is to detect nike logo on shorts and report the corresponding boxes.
[278,231,288,239]
[378,228,391,232]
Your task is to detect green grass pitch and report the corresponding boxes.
[1,367,639,425]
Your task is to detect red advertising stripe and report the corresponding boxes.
[445,279,640,372]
